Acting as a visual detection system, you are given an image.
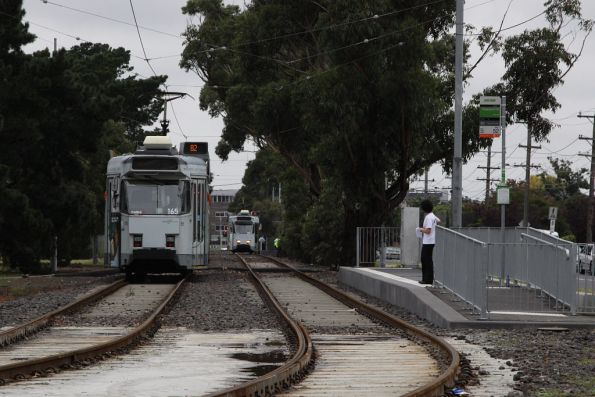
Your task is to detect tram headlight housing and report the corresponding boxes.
[246,240,251,244]
[132,234,142,248]
[166,235,175,248]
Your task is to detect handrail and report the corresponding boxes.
[520,233,570,259]
[437,226,486,245]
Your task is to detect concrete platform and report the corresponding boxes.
[338,267,595,329]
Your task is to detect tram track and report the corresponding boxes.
[227,254,460,397]
[0,276,187,385]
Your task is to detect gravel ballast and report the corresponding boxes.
[0,275,121,328]
[162,269,283,331]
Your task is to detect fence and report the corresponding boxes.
[356,227,400,268]
[354,225,594,315]
[435,227,595,317]
[434,227,488,318]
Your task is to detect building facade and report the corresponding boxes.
[209,189,238,249]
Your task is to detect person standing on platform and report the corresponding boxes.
[416,200,440,285]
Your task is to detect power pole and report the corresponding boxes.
[424,168,429,195]
[520,122,541,227]
[452,0,464,227]
[477,143,500,203]
[579,111,595,242]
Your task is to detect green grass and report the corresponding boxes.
[39,258,98,267]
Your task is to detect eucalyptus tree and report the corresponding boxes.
[181,0,492,264]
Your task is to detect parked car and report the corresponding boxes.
[376,246,401,261]
[577,244,594,275]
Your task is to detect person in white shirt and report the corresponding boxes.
[416,200,440,285]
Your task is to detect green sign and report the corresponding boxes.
[479,96,501,138]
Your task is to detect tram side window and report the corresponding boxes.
[197,182,204,242]
[118,181,126,212]
[192,184,197,241]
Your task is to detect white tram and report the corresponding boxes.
[105,136,210,278]
[228,210,259,253]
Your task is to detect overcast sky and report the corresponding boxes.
[20,0,595,199]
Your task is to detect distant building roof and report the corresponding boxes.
[211,189,239,196]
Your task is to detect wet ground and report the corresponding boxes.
[0,328,288,396]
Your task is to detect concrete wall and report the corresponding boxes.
[400,207,421,267]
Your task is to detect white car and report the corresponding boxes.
[578,244,594,275]
[376,247,401,261]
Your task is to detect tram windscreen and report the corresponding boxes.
[234,222,253,234]
[122,180,190,215]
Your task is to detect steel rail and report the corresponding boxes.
[264,255,461,397]
[0,276,186,383]
[204,254,313,397]
[0,278,126,347]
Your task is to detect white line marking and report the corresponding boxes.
[358,268,425,286]
[488,311,567,317]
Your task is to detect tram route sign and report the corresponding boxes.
[182,141,209,155]
[479,96,501,138]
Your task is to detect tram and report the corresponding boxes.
[105,136,210,278]
[228,210,259,253]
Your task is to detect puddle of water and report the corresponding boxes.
[241,364,282,377]
[0,328,289,397]
[445,337,516,397]
[231,349,288,363]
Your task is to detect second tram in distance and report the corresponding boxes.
[228,210,259,253]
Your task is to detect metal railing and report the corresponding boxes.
[355,225,595,316]
[356,227,400,268]
[437,227,591,316]
[435,226,489,319]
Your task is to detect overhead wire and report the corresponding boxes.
[42,0,180,38]
[128,0,189,139]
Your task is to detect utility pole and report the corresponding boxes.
[520,122,541,227]
[452,0,464,227]
[579,111,595,242]
[477,143,500,203]
[424,168,429,195]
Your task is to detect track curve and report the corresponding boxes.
[0,276,186,384]
[236,254,460,396]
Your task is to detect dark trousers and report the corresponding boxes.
[421,244,435,284]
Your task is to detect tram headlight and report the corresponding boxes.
[132,234,142,248]
[166,235,175,248]
[236,240,241,244]
[246,240,251,244]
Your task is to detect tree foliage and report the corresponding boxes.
[464,157,590,241]
[181,0,494,265]
[0,1,166,271]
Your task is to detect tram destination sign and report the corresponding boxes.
[479,96,502,138]
[181,142,208,155]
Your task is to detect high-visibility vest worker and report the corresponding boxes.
[274,238,281,249]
